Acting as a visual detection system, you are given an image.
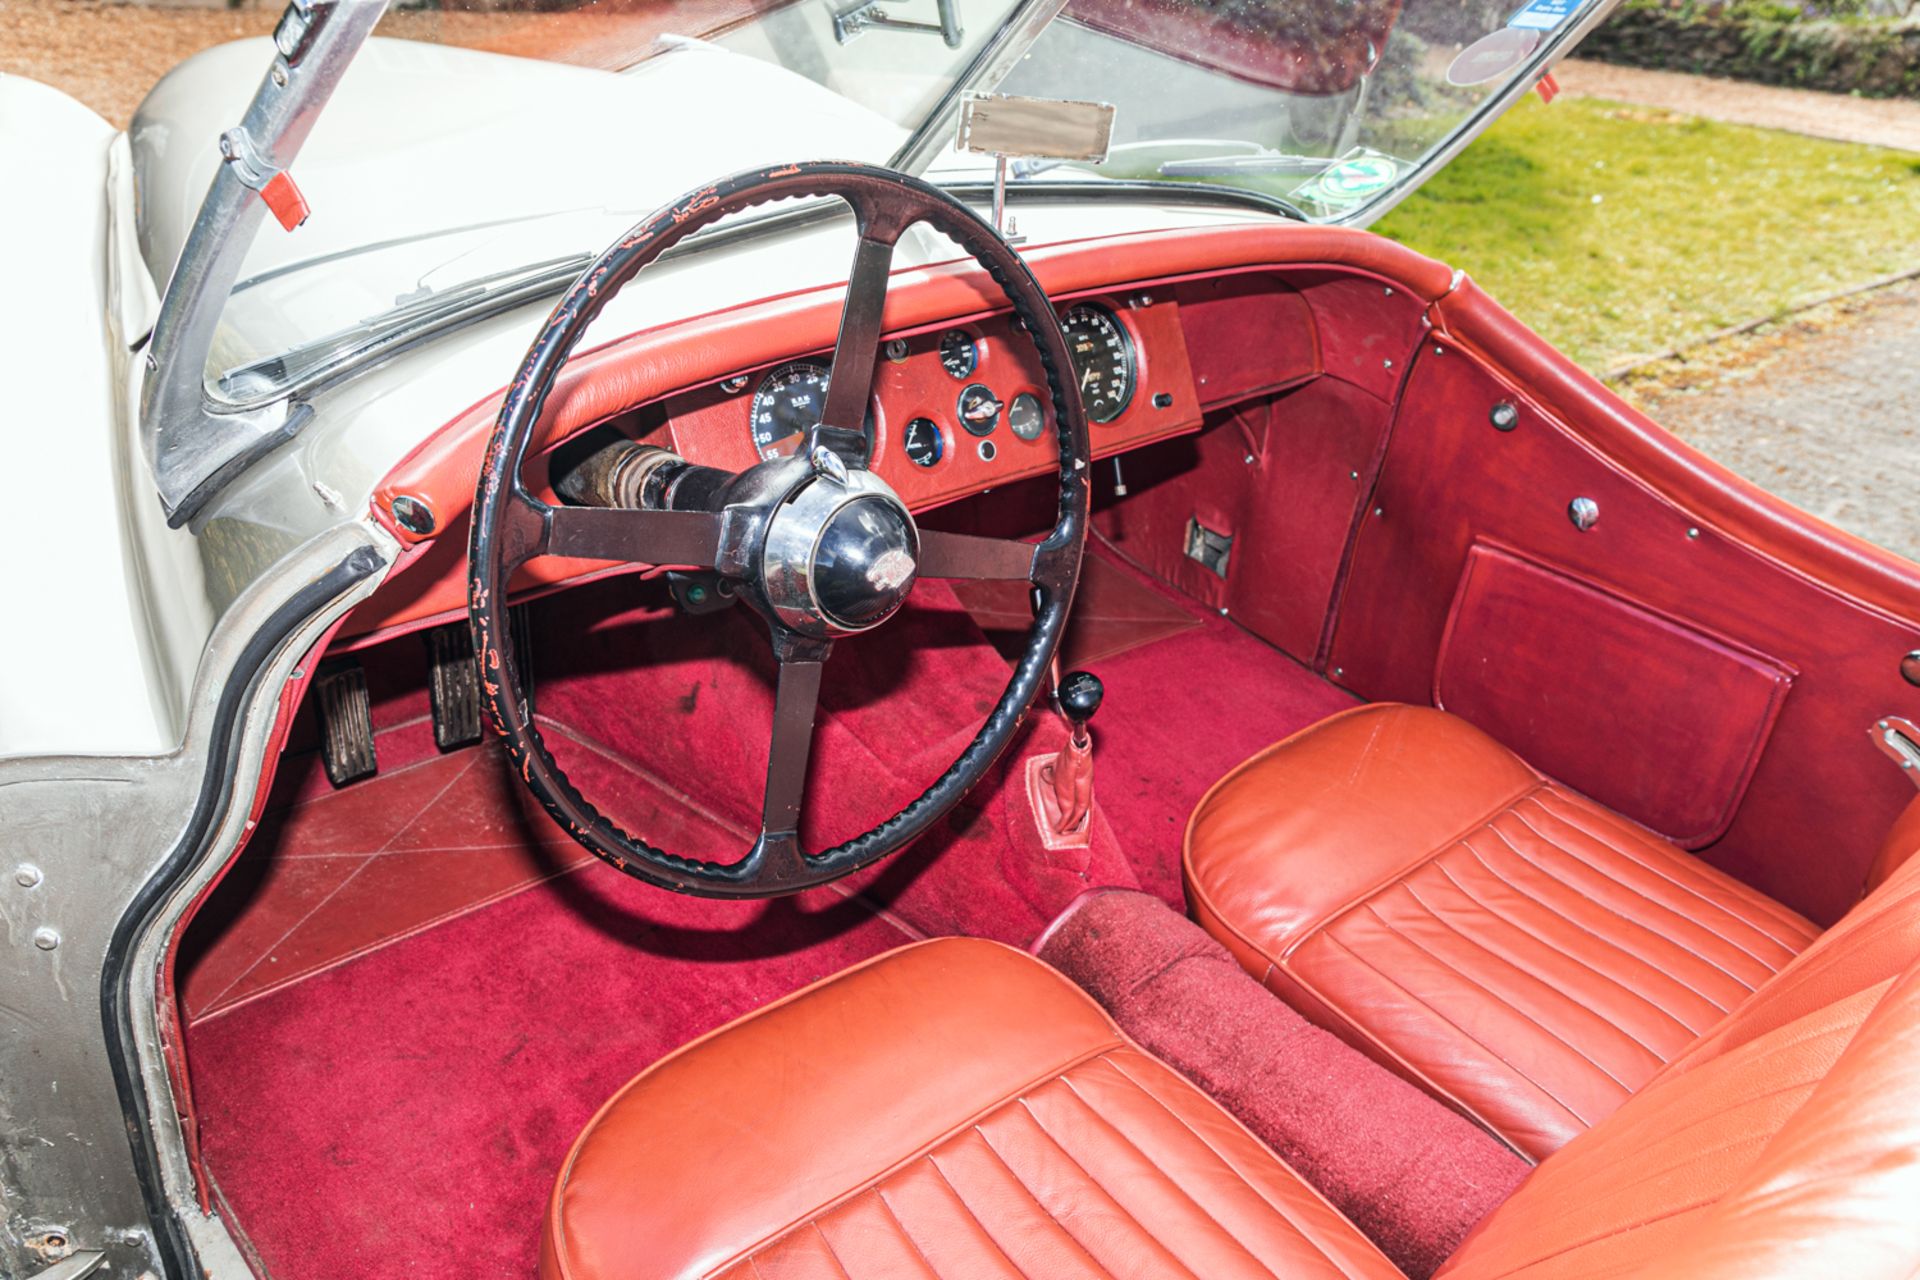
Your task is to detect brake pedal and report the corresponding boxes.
[315,658,377,786]
[427,623,483,750]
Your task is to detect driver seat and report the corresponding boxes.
[542,930,1920,1280]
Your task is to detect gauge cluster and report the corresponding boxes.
[661,293,1200,510]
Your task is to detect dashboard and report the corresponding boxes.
[656,291,1205,511]
[354,253,1333,643]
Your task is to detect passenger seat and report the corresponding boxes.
[1183,703,1842,1159]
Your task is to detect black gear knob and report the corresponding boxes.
[1055,670,1104,738]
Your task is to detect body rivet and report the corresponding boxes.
[14,865,42,888]
[33,928,59,951]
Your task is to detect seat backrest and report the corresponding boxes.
[1439,854,1920,1279]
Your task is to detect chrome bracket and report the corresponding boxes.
[217,127,281,192]
[833,0,964,47]
[1871,716,1920,789]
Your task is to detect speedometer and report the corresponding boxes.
[1060,304,1136,424]
[747,361,872,461]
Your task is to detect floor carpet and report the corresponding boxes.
[184,549,1356,1278]
[189,855,913,1279]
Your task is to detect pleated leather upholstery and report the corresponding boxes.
[1185,704,1821,1160]
[1438,877,1920,1280]
[540,937,1401,1280]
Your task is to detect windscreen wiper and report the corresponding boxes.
[1157,153,1336,179]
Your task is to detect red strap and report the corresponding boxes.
[261,171,311,231]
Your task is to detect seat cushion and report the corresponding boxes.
[541,936,1402,1280]
[1183,703,1821,1161]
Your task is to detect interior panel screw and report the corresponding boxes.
[14,865,42,888]
[1687,526,1701,539]
[390,495,435,536]
[33,928,59,951]
[1568,497,1600,531]
[1490,402,1519,431]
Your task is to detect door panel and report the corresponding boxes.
[1329,327,1920,925]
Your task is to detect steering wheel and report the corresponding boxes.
[468,161,1090,899]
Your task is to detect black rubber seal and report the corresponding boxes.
[98,543,384,1278]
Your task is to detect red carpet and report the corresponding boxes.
[184,551,1365,1278]
[189,861,911,1279]
[1036,889,1531,1278]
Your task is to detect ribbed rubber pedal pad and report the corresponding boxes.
[315,658,377,787]
[427,607,533,750]
[427,623,483,750]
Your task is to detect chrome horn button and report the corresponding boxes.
[758,465,919,637]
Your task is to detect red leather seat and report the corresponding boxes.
[545,875,1920,1280]
[541,937,1403,1280]
[1184,703,1822,1159]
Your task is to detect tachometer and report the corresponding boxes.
[1060,303,1136,424]
[748,361,871,461]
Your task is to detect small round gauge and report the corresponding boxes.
[939,330,979,379]
[957,383,1003,437]
[747,360,871,461]
[1008,392,1045,442]
[902,417,945,468]
[1060,303,1137,424]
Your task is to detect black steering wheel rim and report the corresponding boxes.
[468,161,1090,899]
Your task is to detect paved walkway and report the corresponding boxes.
[1631,281,1920,562]
[1557,59,1920,152]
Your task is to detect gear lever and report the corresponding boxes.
[1056,670,1103,747]
[1028,670,1103,847]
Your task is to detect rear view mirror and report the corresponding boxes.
[959,93,1116,164]
[958,93,1117,239]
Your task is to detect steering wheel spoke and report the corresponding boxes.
[814,199,915,464]
[538,504,727,569]
[760,637,829,845]
[916,529,1041,581]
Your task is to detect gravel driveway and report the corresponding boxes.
[1627,282,1920,562]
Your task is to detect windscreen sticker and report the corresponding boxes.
[1508,0,1584,30]
[1448,27,1543,85]
[1293,150,1403,213]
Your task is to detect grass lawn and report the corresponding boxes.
[1373,96,1920,372]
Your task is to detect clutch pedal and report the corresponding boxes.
[315,658,377,786]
